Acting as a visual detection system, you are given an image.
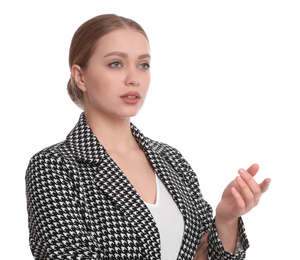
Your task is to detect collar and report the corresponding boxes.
[66,112,152,165]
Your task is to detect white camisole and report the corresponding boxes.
[145,174,185,260]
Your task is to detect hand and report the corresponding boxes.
[216,164,271,222]
[193,233,208,260]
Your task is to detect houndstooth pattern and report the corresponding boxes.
[26,112,249,260]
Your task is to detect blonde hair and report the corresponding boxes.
[67,14,148,109]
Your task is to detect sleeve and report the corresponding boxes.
[208,217,249,259]
[25,151,102,260]
[166,146,249,260]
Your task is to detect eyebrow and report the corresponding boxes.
[104,51,151,59]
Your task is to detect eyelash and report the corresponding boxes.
[109,61,123,68]
[140,63,151,70]
[108,61,151,70]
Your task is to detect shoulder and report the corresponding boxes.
[26,140,72,180]
[28,140,67,163]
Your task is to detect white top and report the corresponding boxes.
[145,174,185,260]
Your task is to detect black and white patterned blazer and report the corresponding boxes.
[26,112,249,260]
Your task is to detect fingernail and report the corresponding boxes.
[237,176,243,183]
[239,169,246,175]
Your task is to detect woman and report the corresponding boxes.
[26,14,271,260]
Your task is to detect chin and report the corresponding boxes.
[119,106,142,118]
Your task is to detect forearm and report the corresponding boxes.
[215,216,239,253]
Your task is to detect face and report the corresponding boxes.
[74,28,151,119]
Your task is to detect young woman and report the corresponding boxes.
[26,14,271,260]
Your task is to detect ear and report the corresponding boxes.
[71,64,87,92]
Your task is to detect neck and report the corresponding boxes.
[83,109,138,153]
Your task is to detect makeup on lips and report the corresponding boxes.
[120,91,141,104]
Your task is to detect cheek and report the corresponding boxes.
[86,71,117,96]
[141,71,151,86]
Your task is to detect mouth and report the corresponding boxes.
[120,91,141,104]
[122,96,139,98]
[121,91,141,98]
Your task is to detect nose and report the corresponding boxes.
[125,66,140,87]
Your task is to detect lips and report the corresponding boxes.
[120,91,141,104]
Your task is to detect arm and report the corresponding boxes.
[214,217,239,254]
[215,164,271,253]
[194,164,271,259]
[26,150,100,260]
[166,146,269,259]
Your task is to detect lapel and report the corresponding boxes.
[66,113,194,259]
[130,124,188,217]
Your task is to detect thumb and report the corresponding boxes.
[260,178,272,193]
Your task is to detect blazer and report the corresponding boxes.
[26,112,249,260]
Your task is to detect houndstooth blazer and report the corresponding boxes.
[26,112,249,260]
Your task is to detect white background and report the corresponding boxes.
[1,0,299,259]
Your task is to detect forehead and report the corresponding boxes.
[94,28,150,56]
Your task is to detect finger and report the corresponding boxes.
[200,234,208,259]
[236,176,256,208]
[238,168,262,203]
[201,232,208,243]
[246,164,259,177]
[260,178,271,193]
[231,187,245,214]
[194,233,208,260]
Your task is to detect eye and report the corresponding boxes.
[109,61,122,68]
[139,63,151,70]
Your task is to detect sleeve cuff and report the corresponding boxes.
[207,217,249,260]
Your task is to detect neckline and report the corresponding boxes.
[145,174,160,207]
